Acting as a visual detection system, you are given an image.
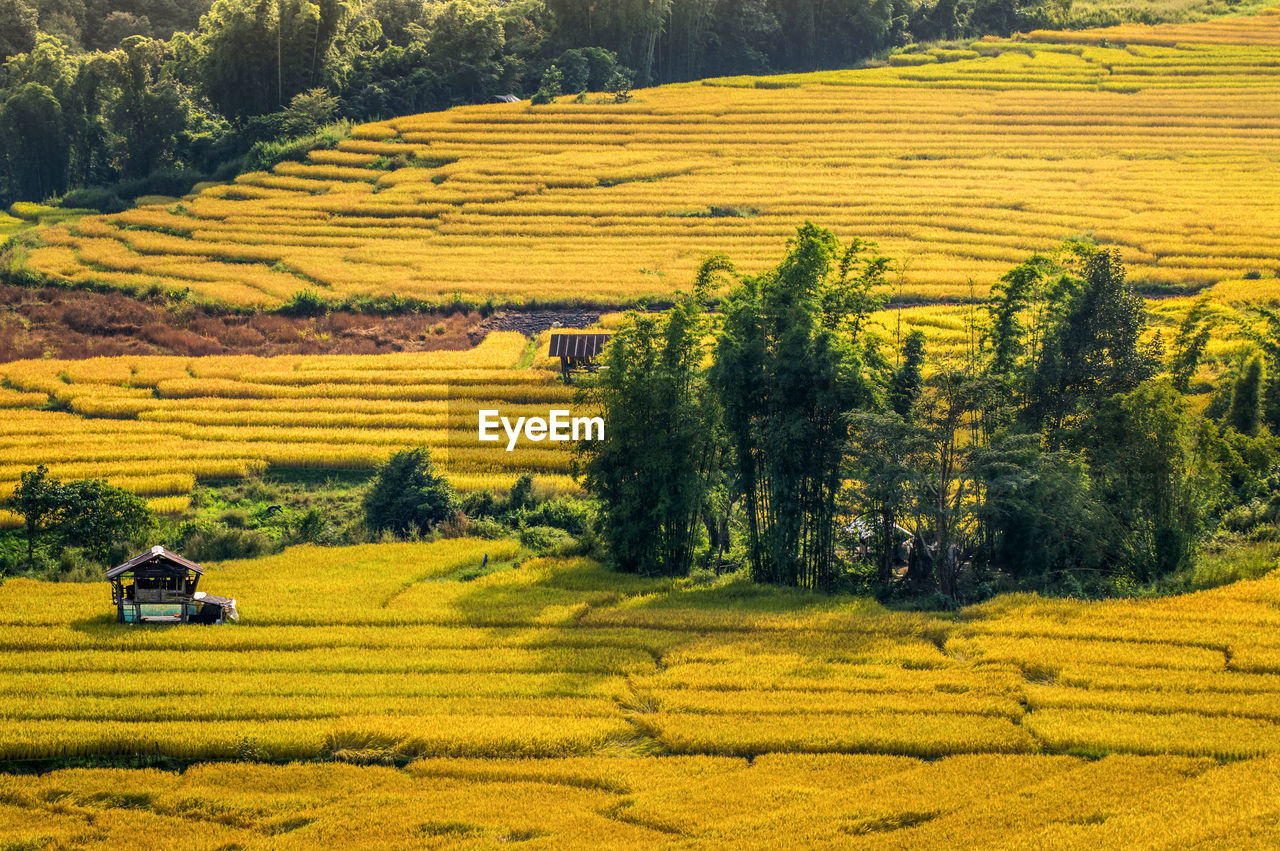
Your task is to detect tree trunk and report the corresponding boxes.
[880,510,894,586]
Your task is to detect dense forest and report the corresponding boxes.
[581,226,1280,604]
[2,0,1102,208]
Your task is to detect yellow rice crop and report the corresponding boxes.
[17,12,1280,308]
[0,331,586,499]
[0,539,1279,843]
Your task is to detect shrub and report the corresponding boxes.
[518,524,573,554]
[467,517,509,539]
[279,289,329,317]
[460,490,499,519]
[363,448,456,538]
[531,65,563,105]
[522,497,592,537]
[606,71,633,103]
[240,121,352,173]
[181,525,275,562]
[507,474,536,514]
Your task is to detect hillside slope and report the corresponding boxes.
[16,9,1280,308]
[2,541,1280,844]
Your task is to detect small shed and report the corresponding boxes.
[491,94,521,103]
[549,333,611,381]
[107,546,238,624]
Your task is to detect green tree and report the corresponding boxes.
[1239,306,1280,434]
[887,330,925,418]
[713,224,884,590]
[368,0,425,45]
[280,86,339,135]
[1168,296,1212,393]
[0,0,38,61]
[984,253,1051,378]
[581,257,728,576]
[506,473,536,514]
[1082,381,1224,582]
[1025,248,1159,436]
[107,37,190,179]
[768,0,896,72]
[845,410,928,587]
[196,0,362,118]
[545,0,673,84]
[363,448,456,537]
[0,82,70,201]
[970,432,1111,588]
[6,466,60,569]
[530,63,562,103]
[5,467,152,567]
[1227,355,1265,437]
[53,478,153,563]
[424,2,509,104]
[553,46,622,92]
[94,11,153,48]
[909,368,988,598]
[605,69,632,102]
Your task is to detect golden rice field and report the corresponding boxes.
[12,10,1280,308]
[0,331,591,526]
[2,538,1280,845]
[0,289,1259,525]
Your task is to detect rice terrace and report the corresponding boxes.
[3,0,1280,846]
[15,11,1280,306]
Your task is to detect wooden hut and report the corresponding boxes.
[549,333,611,381]
[107,546,238,624]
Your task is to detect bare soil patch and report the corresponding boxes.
[0,286,483,362]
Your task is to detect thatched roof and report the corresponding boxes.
[106,545,203,580]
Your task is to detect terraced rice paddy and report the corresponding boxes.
[0,287,1261,522]
[13,10,1280,308]
[2,539,1280,845]
[0,331,585,525]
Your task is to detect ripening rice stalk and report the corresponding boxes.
[16,16,1280,307]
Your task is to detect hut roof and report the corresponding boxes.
[106,545,204,580]
[548,333,611,358]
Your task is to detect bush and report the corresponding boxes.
[460,490,499,519]
[217,508,252,529]
[518,524,573,554]
[531,65,563,105]
[606,71,633,103]
[240,121,352,174]
[59,186,126,213]
[506,475,536,514]
[181,526,276,562]
[521,497,592,536]
[60,169,206,212]
[288,508,330,545]
[467,517,509,539]
[363,448,456,538]
[279,289,329,317]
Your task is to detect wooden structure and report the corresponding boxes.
[107,546,238,624]
[549,333,611,381]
